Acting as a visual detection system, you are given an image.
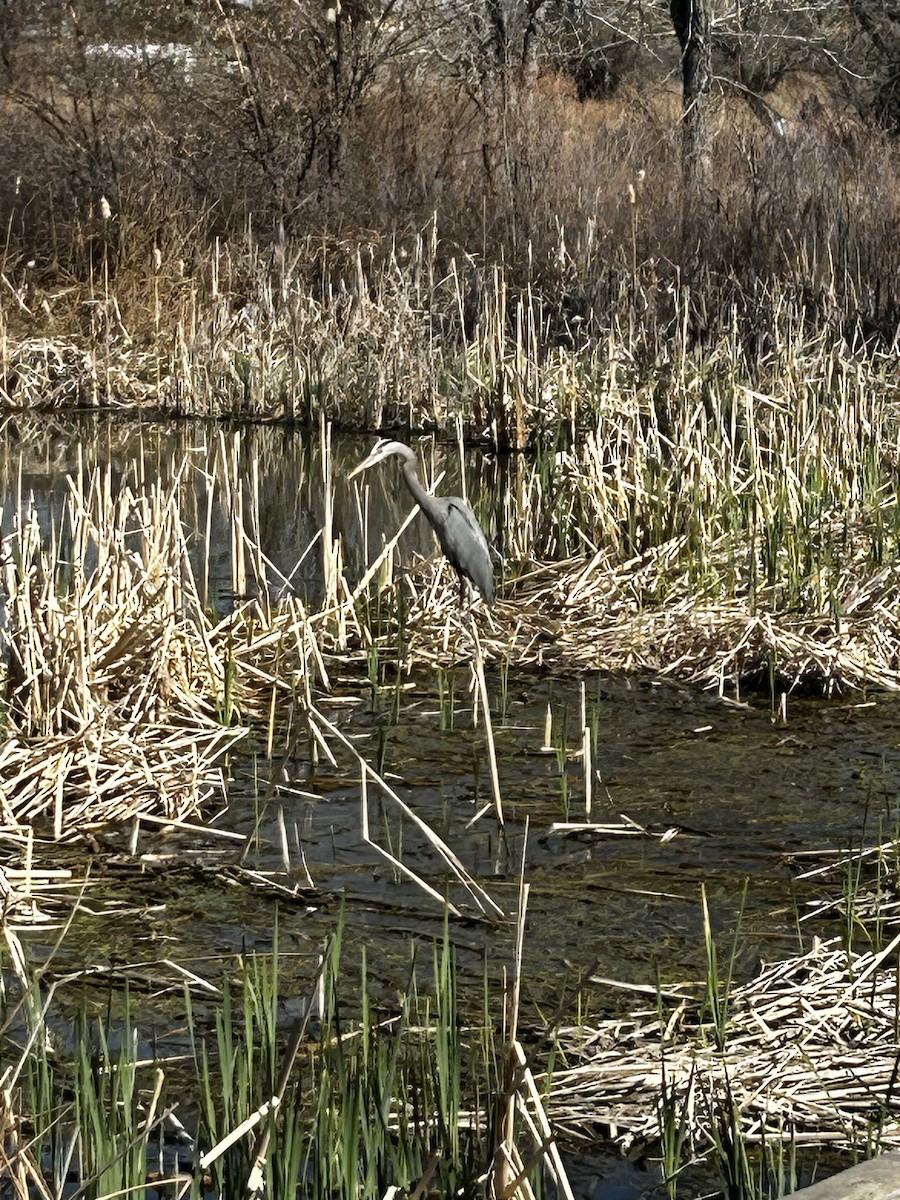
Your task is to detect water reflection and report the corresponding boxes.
[0,412,501,609]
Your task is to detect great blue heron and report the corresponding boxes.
[348,439,495,606]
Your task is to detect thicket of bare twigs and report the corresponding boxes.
[548,935,900,1157]
[0,2,898,434]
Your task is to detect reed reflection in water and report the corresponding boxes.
[0,413,503,611]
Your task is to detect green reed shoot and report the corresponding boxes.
[182,909,494,1200]
[366,642,380,705]
[437,665,457,731]
[380,798,405,885]
[218,631,238,727]
[840,793,875,963]
[707,1075,802,1199]
[701,882,747,1053]
[656,1054,694,1200]
[757,1123,798,1199]
[432,915,461,1165]
[554,703,570,819]
[73,1002,147,1199]
[709,1072,755,1200]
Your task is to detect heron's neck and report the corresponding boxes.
[401,459,441,521]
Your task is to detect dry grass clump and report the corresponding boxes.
[0,725,240,838]
[387,548,900,694]
[0,333,171,411]
[0,339,93,409]
[546,936,900,1155]
[0,466,242,840]
[504,540,900,693]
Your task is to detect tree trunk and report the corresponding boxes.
[670,0,711,182]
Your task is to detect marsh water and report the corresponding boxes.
[3,414,898,1198]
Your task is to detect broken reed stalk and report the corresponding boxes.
[484,835,575,1200]
[320,413,339,612]
[469,620,504,831]
[359,762,463,916]
[580,680,592,819]
[312,702,502,918]
[219,428,248,601]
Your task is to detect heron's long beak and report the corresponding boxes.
[347,456,375,481]
[347,440,389,481]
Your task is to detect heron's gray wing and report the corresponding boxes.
[436,497,495,604]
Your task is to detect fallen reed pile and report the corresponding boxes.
[0,467,244,841]
[1,336,164,410]
[546,935,900,1155]
[512,543,900,693]
[372,540,900,695]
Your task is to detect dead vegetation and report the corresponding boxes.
[2,431,900,1195]
[547,935,900,1156]
[397,547,900,696]
[0,463,243,840]
[2,20,900,1193]
[1,374,897,856]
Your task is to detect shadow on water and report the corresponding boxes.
[2,413,895,1198]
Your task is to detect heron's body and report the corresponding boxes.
[348,440,494,605]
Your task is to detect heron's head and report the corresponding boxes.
[347,439,415,480]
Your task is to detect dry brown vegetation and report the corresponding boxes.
[548,934,900,1155]
[2,10,900,1187]
[1,49,899,424]
[0,466,242,839]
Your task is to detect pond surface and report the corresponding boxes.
[3,414,896,1198]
